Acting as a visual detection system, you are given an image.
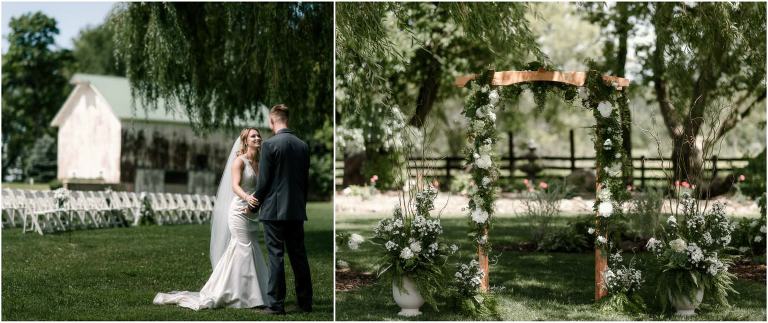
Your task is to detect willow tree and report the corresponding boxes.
[112,2,332,138]
[111,2,334,199]
[336,2,543,186]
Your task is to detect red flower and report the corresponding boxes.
[681,181,690,189]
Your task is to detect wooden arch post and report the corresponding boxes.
[455,69,630,300]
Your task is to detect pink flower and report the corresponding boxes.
[370,175,379,184]
[674,180,680,187]
[626,185,634,191]
[691,184,696,189]
[538,182,548,189]
[681,181,690,189]
[523,179,530,186]
[738,174,746,182]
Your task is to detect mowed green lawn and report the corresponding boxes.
[335,214,767,321]
[2,202,333,320]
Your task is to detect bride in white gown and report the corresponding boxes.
[154,128,269,310]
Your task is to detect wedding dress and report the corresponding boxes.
[154,147,269,310]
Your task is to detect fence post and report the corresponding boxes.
[508,132,515,179]
[640,156,646,189]
[569,129,576,172]
[711,155,719,178]
[445,158,452,187]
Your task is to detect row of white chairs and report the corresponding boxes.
[1,189,215,235]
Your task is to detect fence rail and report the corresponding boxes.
[335,129,751,189]
[335,155,749,189]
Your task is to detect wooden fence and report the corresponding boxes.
[335,130,750,189]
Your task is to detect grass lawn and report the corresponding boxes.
[2,182,51,190]
[2,202,334,320]
[335,214,767,321]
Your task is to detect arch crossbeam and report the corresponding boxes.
[455,70,630,89]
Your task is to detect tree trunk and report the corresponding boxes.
[615,3,633,187]
[343,152,366,186]
[408,47,443,128]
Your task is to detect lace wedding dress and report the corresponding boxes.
[153,155,269,310]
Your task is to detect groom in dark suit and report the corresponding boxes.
[251,104,312,315]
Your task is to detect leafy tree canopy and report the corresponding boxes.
[72,19,125,76]
[1,12,72,180]
[112,2,333,138]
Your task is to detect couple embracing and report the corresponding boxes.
[154,104,312,315]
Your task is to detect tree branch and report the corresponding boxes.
[715,90,766,140]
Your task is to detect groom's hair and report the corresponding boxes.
[270,104,289,124]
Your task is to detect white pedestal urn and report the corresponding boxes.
[392,276,424,317]
[668,287,704,316]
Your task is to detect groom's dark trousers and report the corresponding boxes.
[253,128,312,312]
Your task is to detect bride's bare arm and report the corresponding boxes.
[231,158,259,207]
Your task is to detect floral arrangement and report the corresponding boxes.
[449,259,497,316]
[372,186,457,309]
[462,70,501,251]
[731,216,767,257]
[648,194,737,311]
[600,251,645,313]
[53,188,70,208]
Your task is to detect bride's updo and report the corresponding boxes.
[237,128,261,165]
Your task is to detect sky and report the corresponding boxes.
[2,1,116,53]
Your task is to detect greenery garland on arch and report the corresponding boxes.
[462,63,640,306]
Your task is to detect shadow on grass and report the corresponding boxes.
[335,214,767,321]
[2,202,334,321]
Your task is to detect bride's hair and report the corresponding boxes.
[236,127,261,166]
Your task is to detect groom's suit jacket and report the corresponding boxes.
[253,128,309,221]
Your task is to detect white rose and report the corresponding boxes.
[605,163,621,177]
[645,237,660,251]
[336,260,350,269]
[588,227,595,235]
[471,208,490,224]
[450,244,459,254]
[488,90,500,106]
[385,241,397,251]
[475,155,492,169]
[669,238,686,252]
[409,241,422,253]
[400,247,414,260]
[597,101,613,118]
[597,236,607,244]
[598,202,613,217]
[667,215,677,225]
[481,177,491,187]
[760,225,766,234]
[755,235,763,243]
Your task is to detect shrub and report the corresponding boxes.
[520,180,568,242]
[627,189,664,239]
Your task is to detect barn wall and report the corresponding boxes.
[57,86,122,183]
[120,122,239,194]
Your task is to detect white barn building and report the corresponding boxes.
[51,74,268,194]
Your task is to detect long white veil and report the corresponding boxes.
[209,137,240,268]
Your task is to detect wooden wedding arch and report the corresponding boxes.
[455,69,631,301]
